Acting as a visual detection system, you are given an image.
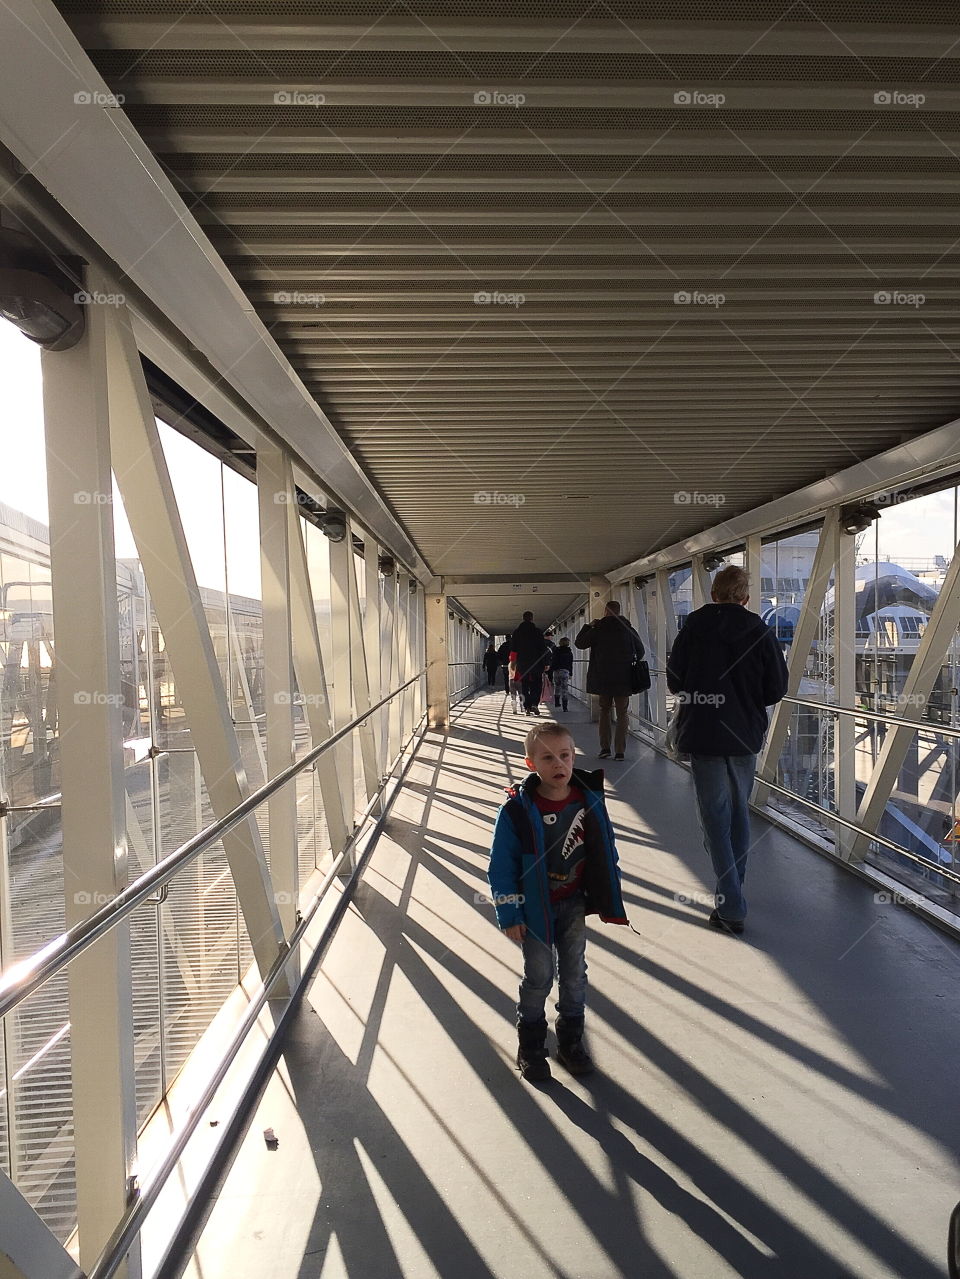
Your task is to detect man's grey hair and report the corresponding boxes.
[712,565,749,603]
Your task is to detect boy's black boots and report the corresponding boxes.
[517,1017,551,1082]
[556,1015,595,1076]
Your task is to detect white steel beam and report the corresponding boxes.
[0,1,427,580]
[327,532,357,863]
[0,1174,82,1279]
[346,520,379,801]
[257,448,298,944]
[363,539,385,777]
[755,511,838,805]
[692,559,712,610]
[854,537,960,856]
[284,500,350,860]
[833,522,858,860]
[425,580,449,730]
[383,573,400,765]
[104,304,288,990]
[41,285,139,1278]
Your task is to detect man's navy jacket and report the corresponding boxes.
[666,603,788,756]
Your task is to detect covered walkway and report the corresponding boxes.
[179,694,960,1279]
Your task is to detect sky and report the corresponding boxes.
[1,317,958,578]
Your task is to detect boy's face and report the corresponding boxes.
[526,733,575,788]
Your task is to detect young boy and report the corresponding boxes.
[487,722,628,1082]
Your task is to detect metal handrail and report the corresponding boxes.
[759,777,960,888]
[0,668,426,1023]
[782,694,960,741]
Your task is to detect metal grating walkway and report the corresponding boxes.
[175,692,960,1279]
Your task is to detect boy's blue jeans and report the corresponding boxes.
[518,894,587,1023]
[689,753,757,922]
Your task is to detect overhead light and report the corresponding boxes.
[319,509,347,541]
[408,578,418,593]
[378,554,395,575]
[703,553,725,572]
[633,575,653,589]
[0,228,86,351]
[839,502,881,535]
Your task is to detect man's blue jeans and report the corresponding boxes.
[689,753,757,922]
[518,895,587,1023]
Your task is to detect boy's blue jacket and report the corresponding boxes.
[487,767,629,945]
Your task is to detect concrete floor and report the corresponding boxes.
[175,692,960,1279]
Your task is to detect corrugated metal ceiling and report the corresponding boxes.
[53,0,960,630]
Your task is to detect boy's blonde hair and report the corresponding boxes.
[524,720,575,757]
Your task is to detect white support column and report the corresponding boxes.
[284,501,350,859]
[104,302,288,990]
[692,557,711,609]
[41,287,139,1278]
[0,1174,82,1279]
[346,522,379,799]
[397,579,411,737]
[746,534,762,604]
[632,582,653,723]
[383,573,400,764]
[327,531,356,835]
[833,519,858,859]
[653,571,670,729]
[854,533,960,856]
[257,448,298,942]
[364,540,385,775]
[425,579,449,729]
[755,510,839,805]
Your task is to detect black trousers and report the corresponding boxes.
[521,670,541,711]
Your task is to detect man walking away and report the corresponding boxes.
[497,635,512,692]
[575,601,644,760]
[666,565,788,936]
[483,641,500,687]
[512,611,551,716]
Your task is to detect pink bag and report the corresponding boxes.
[541,673,553,704]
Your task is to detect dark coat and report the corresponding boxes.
[548,645,574,674]
[496,639,511,665]
[666,603,788,756]
[511,619,551,679]
[483,647,499,674]
[487,768,628,945]
[575,614,645,697]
